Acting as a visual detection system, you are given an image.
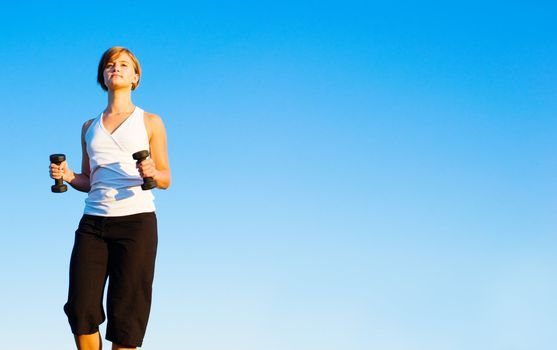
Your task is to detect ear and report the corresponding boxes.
[131,73,140,90]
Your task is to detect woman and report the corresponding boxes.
[49,46,171,349]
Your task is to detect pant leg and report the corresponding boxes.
[64,215,109,335]
[104,212,158,347]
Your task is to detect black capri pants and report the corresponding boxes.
[64,212,158,348]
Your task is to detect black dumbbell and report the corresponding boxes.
[50,154,68,193]
[132,150,157,190]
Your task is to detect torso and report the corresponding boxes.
[83,106,155,216]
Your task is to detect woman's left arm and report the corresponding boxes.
[139,112,171,189]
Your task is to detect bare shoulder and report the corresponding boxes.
[143,111,166,133]
[81,118,95,138]
[144,111,164,125]
[82,118,95,130]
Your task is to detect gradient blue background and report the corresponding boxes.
[1,1,556,349]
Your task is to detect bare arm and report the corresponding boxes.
[138,112,171,189]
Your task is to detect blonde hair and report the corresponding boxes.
[97,47,141,91]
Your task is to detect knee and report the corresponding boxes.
[64,300,105,335]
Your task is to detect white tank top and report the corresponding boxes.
[84,106,155,216]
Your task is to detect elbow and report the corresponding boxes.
[156,174,171,190]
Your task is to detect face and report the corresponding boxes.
[103,52,139,91]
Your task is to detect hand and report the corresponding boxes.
[137,158,158,179]
[49,160,73,182]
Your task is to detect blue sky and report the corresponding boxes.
[1,1,556,349]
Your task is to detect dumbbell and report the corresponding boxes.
[50,154,68,193]
[132,150,157,190]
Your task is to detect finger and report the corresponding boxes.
[138,162,153,172]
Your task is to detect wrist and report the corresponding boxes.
[64,170,76,184]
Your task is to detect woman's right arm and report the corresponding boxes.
[49,120,92,193]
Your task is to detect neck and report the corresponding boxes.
[106,89,135,114]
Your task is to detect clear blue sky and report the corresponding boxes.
[1,1,556,349]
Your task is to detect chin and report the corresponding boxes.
[108,84,133,92]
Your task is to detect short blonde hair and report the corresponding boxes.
[97,47,141,91]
